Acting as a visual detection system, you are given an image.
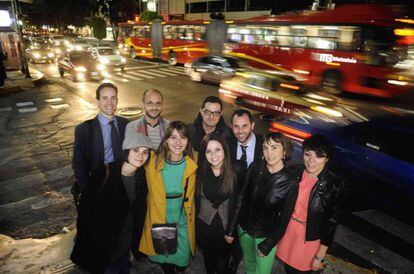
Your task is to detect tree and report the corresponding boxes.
[140,11,163,22]
[90,16,107,40]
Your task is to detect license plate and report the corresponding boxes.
[91,72,98,76]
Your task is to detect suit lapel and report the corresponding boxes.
[92,116,105,164]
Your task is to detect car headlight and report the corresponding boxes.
[97,64,106,71]
[116,50,120,55]
[75,45,83,51]
[100,58,110,65]
[33,52,41,59]
[75,66,87,72]
[47,52,55,58]
[55,48,62,54]
[120,57,126,63]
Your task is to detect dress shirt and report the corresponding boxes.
[237,133,256,167]
[98,114,119,164]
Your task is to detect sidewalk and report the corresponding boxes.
[0,68,45,96]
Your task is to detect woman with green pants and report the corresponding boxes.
[225,132,296,274]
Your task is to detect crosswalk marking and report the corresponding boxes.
[138,70,167,77]
[166,66,185,72]
[127,70,155,79]
[115,72,143,81]
[159,68,186,75]
[353,210,414,245]
[334,224,414,273]
[148,69,178,77]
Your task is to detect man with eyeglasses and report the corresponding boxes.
[188,96,231,151]
[126,89,170,150]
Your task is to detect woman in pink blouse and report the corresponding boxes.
[276,134,349,273]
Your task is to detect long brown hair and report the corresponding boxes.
[197,134,235,196]
[156,121,194,163]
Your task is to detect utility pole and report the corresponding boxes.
[10,0,30,78]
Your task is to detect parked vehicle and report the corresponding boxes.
[184,55,250,84]
[87,46,126,70]
[57,51,106,82]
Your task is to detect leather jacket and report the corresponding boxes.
[227,159,296,253]
[264,165,349,252]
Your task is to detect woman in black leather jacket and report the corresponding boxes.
[225,132,295,274]
[276,134,349,274]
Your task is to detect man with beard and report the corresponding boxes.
[126,89,170,150]
[228,109,263,168]
[188,96,231,152]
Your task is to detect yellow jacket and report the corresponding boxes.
[139,151,198,256]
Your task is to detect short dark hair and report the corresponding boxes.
[231,109,254,124]
[96,82,118,100]
[143,88,163,102]
[202,96,223,111]
[264,132,294,162]
[302,134,334,158]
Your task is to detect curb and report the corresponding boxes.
[0,68,45,97]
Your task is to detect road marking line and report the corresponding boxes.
[148,69,178,77]
[45,98,63,103]
[127,70,155,79]
[353,210,414,245]
[167,66,185,72]
[137,70,167,77]
[50,104,70,109]
[159,68,186,75]
[115,72,143,81]
[18,107,38,113]
[16,102,34,107]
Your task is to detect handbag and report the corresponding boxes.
[151,178,189,255]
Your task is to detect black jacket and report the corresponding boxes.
[227,160,295,254]
[226,133,264,166]
[187,113,231,152]
[275,165,349,249]
[71,162,147,273]
[72,115,129,193]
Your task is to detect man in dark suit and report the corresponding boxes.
[72,82,129,204]
[228,109,264,169]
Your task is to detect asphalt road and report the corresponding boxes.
[1,57,413,273]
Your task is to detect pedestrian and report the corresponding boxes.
[0,43,7,87]
[196,134,244,274]
[139,121,197,274]
[187,96,231,152]
[70,129,152,273]
[226,132,296,274]
[71,83,129,227]
[125,88,170,150]
[276,134,349,273]
[227,109,264,168]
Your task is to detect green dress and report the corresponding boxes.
[149,158,191,267]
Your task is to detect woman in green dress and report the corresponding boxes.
[139,121,198,274]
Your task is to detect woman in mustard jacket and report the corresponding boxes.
[139,121,197,274]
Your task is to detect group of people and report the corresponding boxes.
[70,82,349,274]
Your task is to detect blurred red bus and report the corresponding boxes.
[223,4,414,97]
[117,20,210,65]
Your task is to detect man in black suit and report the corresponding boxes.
[228,109,264,169]
[72,82,129,204]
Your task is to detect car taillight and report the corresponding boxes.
[269,122,311,142]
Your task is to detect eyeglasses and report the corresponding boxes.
[144,101,162,107]
[203,109,222,118]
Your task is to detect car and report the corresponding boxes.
[87,46,126,70]
[25,44,55,63]
[266,101,414,224]
[57,51,107,82]
[219,70,332,118]
[65,38,90,51]
[184,55,251,84]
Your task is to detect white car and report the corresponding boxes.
[87,46,126,70]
